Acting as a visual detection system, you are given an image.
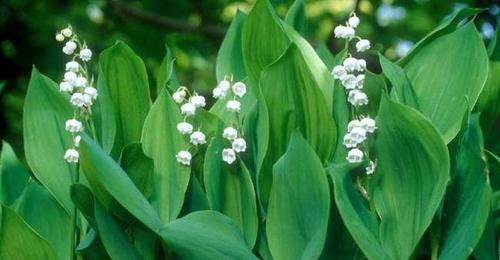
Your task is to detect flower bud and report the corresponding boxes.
[61,27,73,37]
[55,33,65,42]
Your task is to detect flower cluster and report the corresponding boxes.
[332,13,377,175]
[213,78,247,164]
[56,26,97,163]
[173,87,207,166]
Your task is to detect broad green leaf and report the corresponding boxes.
[159,210,258,260]
[141,88,190,224]
[267,132,330,260]
[285,0,306,36]
[242,0,290,85]
[242,95,269,177]
[358,71,386,118]
[70,183,97,228]
[157,44,180,94]
[378,53,419,109]
[13,180,72,260]
[216,10,247,82]
[0,206,57,260]
[92,71,116,154]
[23,68,74,212]
[258,44,336,209]
[94,202,142,260]
[402,21,489,143]
[204,132,258,247]
[439,115,492,259]
[329,163,388,260]
[120,143,154,199]
[99,41,152,153]
[79,134,162,232]
[315,43,335,68]
[180,175,210,214]
[373,97,450,259]
[473,213,497,260]
[0,141,29,205]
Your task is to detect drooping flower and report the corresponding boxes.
[232,82,247,97]
[349,126,367,144]
[332,65,347,80]
[347,119,361,132]
[75,76,87,87]
[70,93,86,107]
[355,75,365,89]
[172,90,186,104]
[189,95,206,108]
[74,135,81,147]
[356,59,367,72]
[223,127,238,140]
[222,148,237,164]
[348,15,360,28]
[356,39,371,52]
[63,41,77,55]
[341,74,357,90]
[347,90,368,106]
[343,133,358,148]
[82,93,94,107]
[212,87,225,99]
[64,149,79,163]
[79,48,92,62]
[65,118,84,133]
[226,100,241,112]
[190,131,206,145]
[176,150,192,166]
[55,33,65,42]
[360,117,376,133]
[84,87,98,100]
[65,61,80,72]
[232,138,247,153]
[346,148,364,163]
[177,122,193,135]
[181,102,196,116]
[334,25,355,39]
[366,160,376,175]
[61,27,73,37]
[59,81,74,92]
[343,57,358,72]
[218,80,231,92]
[64,71,77,83]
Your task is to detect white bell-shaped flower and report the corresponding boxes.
[348,15,360,28]
[55,33,65,42]
[350,126,367,143]
[218,80,231,92]
[232,138,247,153]
[355,75,365,89]
[64,149,79,163]
[343,58,358,72]
[70,93,86,107]
[356,39,371,52]
[172,90,186,104]
[64,71,77,84]
[348,90,368,106]
[346,148,364,163]
[181,102,196,116]
[341,74,357,90]
[75,76,87,87]
[356,59,367,72]
[360,117,376,133]
[63,41,77,55]
[80,48,92,62]
[65,61,80,72]
[176,150,192,166]
[61,27,73,37]
[177,122,193,135]
[226,100,241,112]
[366,160,376,175]
[65,118,83,133]
[223,127,238,140]
[190,131,206,145]
[343,133,358,148]
[222,148,236,164]
[232,82,247,97]
[84,87,98,100]
[332,65,347,80]
[82,93,94,107]
[59,81,74,92]
[212,87,226,99]
[347,119,361,132]
[189,95,206,108]
[334,25,355,39]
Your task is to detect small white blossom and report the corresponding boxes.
[218,80,231,92]
[190,131,206,145]
[232,82,247,97]
[226,100,241,112]
[63,41,77,55]
[172,90,186,104]
[356,39,371,52]
[347,148,364,163]
[357,59,367,72]
[232,138,247,153]
[176,150,192,166]
[223,127,238,140]
[70,93,86,107]
[343,58,358,72]
[55,33,65,42]
[348,90,368,106]
[350,126,367,143]
[64,71,77,83]
[84,87,98,100]
[332,65,347,80]
[82,93,94,107]
[343,133,358,148]
[347,119,361,132]
[74,135,81,147]
[212,87,226,99]
[61,27,73,38]
[64,149,79,163]
[177,122,193,135]
[59,81,73,92]
[360,117,376,133]
[334,25,355,39]
[189,95,206,108]
[181,102,196,116]
[341,74,357,90]
[75,76,87,87]
[366,160,376,175]
[348,15,360,28]
[65,118,84,133]
[65,61,80,72]
[355,75,365,89]
[79,48,92,61]
[222,148,237,164]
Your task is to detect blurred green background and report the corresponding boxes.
[0,0,498,154]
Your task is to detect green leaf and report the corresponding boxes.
[315,43,335,68]
[378,53,419,109]
[94,201,142,260]
[159,210,258,260]
[70,183,97,228]
[266,132,330,260]
[141,88,190,224]
[204,132,258,247]
[0,206,58,260]
[0,141,29,205]
[258,44,336,209]
[439,115,492,259]
[180,175,210,214]
[79,134,162,232]
[13,180,72,260]
[119,143,154,199]
[157,44,180,94]
[99,41,152,153]
[23,68,74,212]
[216,10,247,82]
[242,0,290,85]
[402,21,489,143]
[358,71,386,118]
[373,97,450,259]
[285,0,306,36]
[92,71,117,154]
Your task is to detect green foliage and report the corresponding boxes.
[1,0,499,259]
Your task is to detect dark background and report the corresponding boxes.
[1,0,498,155]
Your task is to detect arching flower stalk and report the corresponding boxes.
[332,12,377,175]
[56,25,98,163]
[172,86,207,166]
[213,76,247,164]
